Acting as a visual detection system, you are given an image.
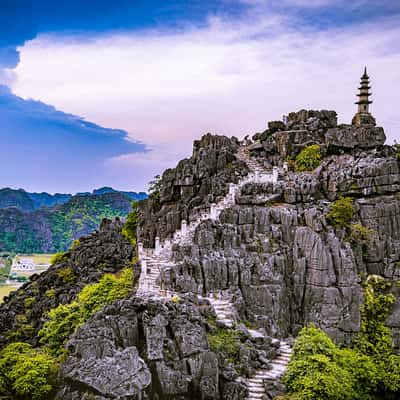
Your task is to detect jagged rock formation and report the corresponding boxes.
[137,110,399,352]
[0,218,136,347]
[137,133,248,246]
[2,108,399,400]
[56,295,280,400]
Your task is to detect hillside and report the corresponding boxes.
[0,187,147,210]
[0,109,399,400]
[0,192,135,253]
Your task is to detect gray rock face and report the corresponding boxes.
[137,133,248,247]
[137,111,400,351]
[57,297,228,400]
[250,109,386,165]
[326,124,386,150]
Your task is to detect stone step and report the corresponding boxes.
[247,394,264,399]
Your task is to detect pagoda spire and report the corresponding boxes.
[352,67,376,126]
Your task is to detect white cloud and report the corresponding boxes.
[10,10,400,189]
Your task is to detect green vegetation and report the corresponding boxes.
[148,174,161,201]
[394,143,400,160]
[24,297,35,309]
[39,268,133,355]
[0,193,131,253]
[122,201,138,244]
[350,223,377,245]
[50,195,129,252]
[70,239,80,250]
[45,289,56,299]
[207,328,242,362]
[50,252,67,265]
[0,268,133,399]
[56,267,76,284]
[294,144,321,172]
[0,342,57,400]
[0,256,12,283]
[326,197,355,228]
[281,276,400,400]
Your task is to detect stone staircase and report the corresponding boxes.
[244,341,292,400]
[136,144,290,395]
[205,295,237,328]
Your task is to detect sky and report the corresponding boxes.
[1,0,399,193]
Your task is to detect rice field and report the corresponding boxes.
[15,254,54,265]
[0,285,18,302]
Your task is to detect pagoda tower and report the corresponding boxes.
[352,67,376,126]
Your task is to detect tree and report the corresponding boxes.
[122,201,137,244]
[326,197,355,228]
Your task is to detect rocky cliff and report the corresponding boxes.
[1,109,399,400]
[138,110,399,349]
[0,218,136,347]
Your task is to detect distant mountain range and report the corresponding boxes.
[0,187,147,253]
[0,187,147,212]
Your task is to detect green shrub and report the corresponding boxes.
[50,252,67,265]
[393,143,400,160]
[170,294,181,304]
[122,201,138,245]
[70,239,80,250]
[294,145,321,172]
[24,297,35,309]
[284,353,355,400]
[326,197,355,228]
[39,268,133,355]
[0,342,57,400]
[350,223,377,244]
[56,267,76,284]
[207,328,242,361]
[282,276,400,400]
[45,289,56,299]
[353,275,395,357]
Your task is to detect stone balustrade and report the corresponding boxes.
[137,145,281,294]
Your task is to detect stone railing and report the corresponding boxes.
[137,145,281,293]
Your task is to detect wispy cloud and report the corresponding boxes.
[10,4,400,190]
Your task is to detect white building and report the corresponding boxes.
[12,258,35,271]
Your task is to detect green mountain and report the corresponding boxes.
[0,192,139,253]
[0,187,147,210]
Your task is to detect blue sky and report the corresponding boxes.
[1,0,399,193]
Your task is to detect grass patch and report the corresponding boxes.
[207,328,242,362]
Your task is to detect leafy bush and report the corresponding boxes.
[24,297,35,309]
[0,342,57,400]
[393,143,400,160]
[56,267,76,284]
[294,145,321,172]
[39,268,133,355]
[45,289,56,299]
[350,223,377,245]
[282,276,400,400]
[326,197,355,228]
[171,294,181,303]
[207,328,242,361]
[122,201,138,244]
[50,252,67,265]
[353,275,395,357]
[70,239,80,250]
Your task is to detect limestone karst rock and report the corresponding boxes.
[1,109,399,400]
